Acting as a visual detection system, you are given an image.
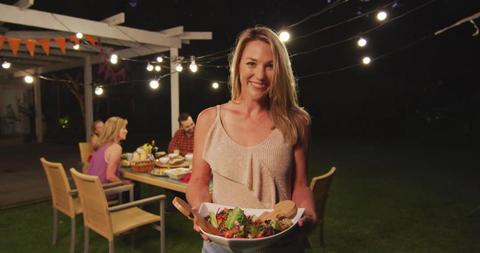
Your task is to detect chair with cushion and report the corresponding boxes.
[40,157,82,253]
[70,168,166,253]
[310,166,336,246]
[78,142,93,173]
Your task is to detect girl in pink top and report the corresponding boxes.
[87,116,128,183]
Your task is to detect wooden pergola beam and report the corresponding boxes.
[0,3,181,48]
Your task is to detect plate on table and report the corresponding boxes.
[155,159,189,168]
[164,168,191,180]
[198,202,304,253]
[150,168,168,177]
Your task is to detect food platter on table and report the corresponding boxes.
[154,154,190,168]
[154,160,190,168]
[150,168,168,177]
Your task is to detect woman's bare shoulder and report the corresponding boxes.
[197,103,229,125]
[106,143,122,153]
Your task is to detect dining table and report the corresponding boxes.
[121,167,190,193]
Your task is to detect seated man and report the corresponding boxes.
[168,112,195,155]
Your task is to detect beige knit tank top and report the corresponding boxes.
[202,105,294,209]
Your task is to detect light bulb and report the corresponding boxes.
[146,63,154,71]
[156,56,163,63]
[149,80,159,89]
[376,11,387,21]
[110,54,118,64]
[75,32,84,39]
[73,44,80,50]
[362,56,371,65]
[154,65,161,72]
[24,75,34,84]
[357,38,367,47]
[175,63,183,72]
[279,31,290,42]
[2,61,11,69]
[212,82,219,89]
[189,62,198,73]
[94,86,104,95]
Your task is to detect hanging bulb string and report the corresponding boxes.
[196,48,233,60]
[291,0,437,58]
[197,64,229,69]
[287,0,349,29]
[296,32,433,79]
[292,0,398,42]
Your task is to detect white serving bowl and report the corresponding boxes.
[198,202,304,253]
[168,153,178,159]
[158,157,169,164]
[164,168,191,180]
[185,153,193,161]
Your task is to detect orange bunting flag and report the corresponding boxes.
[68,34,79,45]
[8,37,21,56]
[39,38,51,56]
[85,35,96,47]
[0,36,4,50]
[55,37,66,54]
[25,39,37,56]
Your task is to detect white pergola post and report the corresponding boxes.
[33,75,43,143]
[170,47,180,137]
[84,55,93,140]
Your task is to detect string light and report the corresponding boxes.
[75,32,84,39]
[376,11,388,21]
[146,63,154,71]
[175,63,183,72]
[156,56,163,63]
[73,44,80,50]
[279,31,291,42]
[362,56,372,65]
[211,82,220,89]
[189,56,198,73]
[149,79,159,89]
[357,37,367,47]
[154,65,161,72]
[110,54,119,64]
[1,61,11,69]
[24,75,34,84]
[94,86,104,95]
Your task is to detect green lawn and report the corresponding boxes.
[1,138,479,252]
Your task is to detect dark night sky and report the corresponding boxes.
[1,0,479,145]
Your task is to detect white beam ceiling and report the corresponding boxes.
[0,3,181,48]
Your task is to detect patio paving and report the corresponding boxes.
[0,136,79,208]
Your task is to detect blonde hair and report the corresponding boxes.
[94,116,127,150]
[229,26,310,144]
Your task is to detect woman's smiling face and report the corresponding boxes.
[239,40,274,101]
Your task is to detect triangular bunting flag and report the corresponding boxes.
[39,38,51,56]
[25,39,37,56]
[8,37,21,56]
[85,35,96,47]
[0,36,4,50]
[55,37,66,54]
[68,34,79,45]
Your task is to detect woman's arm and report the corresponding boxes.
[105,143,122,182]
[186,107,216,209]
[291,120,318,225]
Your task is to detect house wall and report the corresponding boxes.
[0,79,30,136]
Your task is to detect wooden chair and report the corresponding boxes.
[40,157,82,253]
[78,142,93,173]
[70,168,166,253]
[310,166,336,246]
